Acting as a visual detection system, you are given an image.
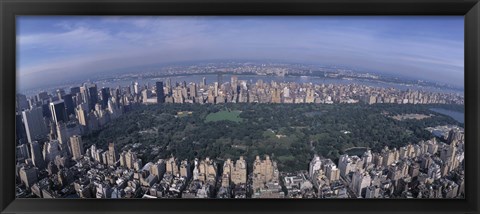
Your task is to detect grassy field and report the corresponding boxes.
[205,110,243,122]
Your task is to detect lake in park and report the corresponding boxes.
[430,108,464,124]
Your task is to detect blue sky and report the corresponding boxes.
[17,16,464,91]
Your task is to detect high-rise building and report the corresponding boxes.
[29,141,46,169]
[120,150,140,170]
[36,91,49,103]
[56,122,70,156]
[231,75,238,93]
[231,156,247,185]
[156,82,165,104]
[22,107,48,143]
[16,93,29,111]
[40,103,51,119]
[87,84,99,111]
[50,100,67,124]
[283,87,290,98]
[252,155,279,190]
[70,86,81,95]
[56,89,66,100]
[325,164,340,181]
[70,135,84,160]
[188,83,197,99]
[309,155,322,179]
[180,160,191,178]
[166,157,179,175]
[100,87,110,109]
[107,143,118,166]
[214,82,219,97]
[19,165,38,188]
[62,94,75,117]
[16,112,28,144]
[133,82,139,95]
[16,143,30,162]
[142,89,152,103]
[43,140,62,164]
[351,170,371,198]
[76,104,88,127]
[271,88,282,103]
[198,157,217,183]
[150,159,166,179]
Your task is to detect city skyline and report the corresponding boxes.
[17,16,464,91]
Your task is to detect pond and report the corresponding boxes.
[344,147,368,156]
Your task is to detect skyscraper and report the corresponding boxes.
[16,112,28,144]
[231,156,247,185]
[43,140,61,164]
[188,83,197,99]
[156,82,165,104]
[100,87,110,109]
[87,84,99,111]
[36,91,49,103]
[56,122,71,156]
[19,165,38,188]
[16,143,30,162]
[134,82,139,95]
[29,141,45,169]
[107,143,118,166]
[62,93,75,117]
[309,155,322,179]
[22,107,48,143]
[70,86,81,95]
[70,135,84,160]
[56,89,66,100]
[231,75,238,94]
[16,93,29,111]
[49,100,67,124]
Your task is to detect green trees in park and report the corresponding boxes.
[83,103,463,172]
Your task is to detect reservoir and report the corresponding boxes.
[430,108,464,124]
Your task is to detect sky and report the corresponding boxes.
[17,16,464,91]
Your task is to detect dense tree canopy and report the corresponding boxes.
[83,103,463,172]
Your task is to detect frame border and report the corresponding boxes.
[1,0,479,214]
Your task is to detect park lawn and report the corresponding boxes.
[205,110,243,122]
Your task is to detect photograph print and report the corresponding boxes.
[15,16,465,199]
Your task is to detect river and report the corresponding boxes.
[95,74,463,94]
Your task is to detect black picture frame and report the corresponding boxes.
[1,0,479,214]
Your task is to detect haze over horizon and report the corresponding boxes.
[17,16,464,91]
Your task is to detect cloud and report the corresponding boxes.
[17,16,464,91]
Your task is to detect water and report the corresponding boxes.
[95,74,462,94]
[344,147,368,156]
[430,108,464,124]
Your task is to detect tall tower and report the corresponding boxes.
[107,142,118,166]
[231,75,238,94]
[87,84,99,111]
[62,93,75,117]
[56,122,70,156]
[156,82,165,104]
[70,86,81,95]
[49,100,67,124]
[22,107,48,143]
[100,87,110,109]
[70,135,84,160]
[30,141,46,169]
[16,112,28,144]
